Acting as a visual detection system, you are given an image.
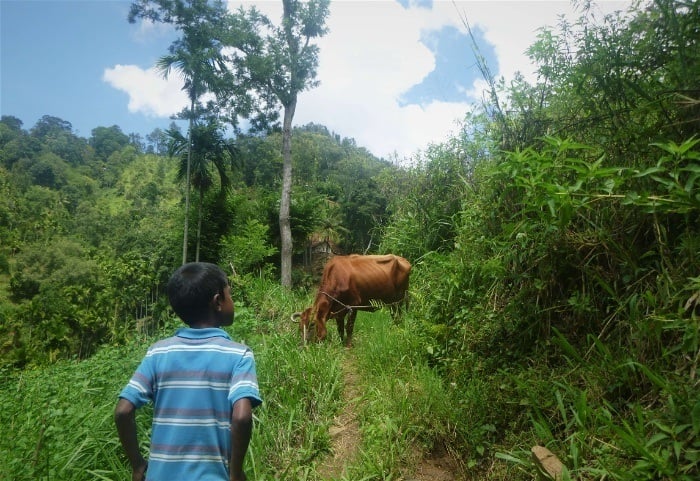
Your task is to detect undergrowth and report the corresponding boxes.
[0,284,481,481]
[0,281,343,481]
[392,137,700,480]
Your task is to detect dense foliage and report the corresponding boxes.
[378,1,700,478]
[0,116,393,366]
[1,1,698,479]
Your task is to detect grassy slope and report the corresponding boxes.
[0,341,146,481]
[0,314,344,481]
[1,305,538,481]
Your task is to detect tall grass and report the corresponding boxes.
[16,250,699,480]
[389,136,700,480]
[0,278,343,481]
[249,332,343,480]
[0,279,473,480]
[0,342,147,481]
[331,311,466,480]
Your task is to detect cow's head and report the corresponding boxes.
[292,304,328,344]
[291,307,315,344]
[300,307,315,343]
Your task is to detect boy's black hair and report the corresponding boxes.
[167,262,228,325]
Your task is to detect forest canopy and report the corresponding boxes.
[0,114,394,365]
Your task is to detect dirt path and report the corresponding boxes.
[405,449,462,481]
[316,354,363,479]
[317,351,461,480]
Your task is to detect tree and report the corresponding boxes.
[30,115,88,165]
[225,0,330,287]
[506,0,700,158]
[275,0,329,287]
[0,165,19,253]
[1,115,23,132]
[145,127,169,155]
[30,115,73,138]
[166,120,233,261]
[129,0,230,265]
[89,125,130,160]
[0,116,40,168]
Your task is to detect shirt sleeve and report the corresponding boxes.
[118,355,155,408]
[229,348,262,408]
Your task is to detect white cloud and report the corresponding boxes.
[452,1,635,83]
[295,0,635,159]
[103,64,187,117]
[292,1,518,158]
[295,0,469,159]
[105,0,635,160]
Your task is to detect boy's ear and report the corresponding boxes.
[211,292,223,311]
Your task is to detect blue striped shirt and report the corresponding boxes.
[119,327,262,481]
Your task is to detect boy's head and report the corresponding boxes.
[167,262,233,327]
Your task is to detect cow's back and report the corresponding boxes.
[321,254,410,304]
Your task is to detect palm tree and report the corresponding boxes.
[316,198,348,247]
[154,11,229,264]
[166,121,233,262]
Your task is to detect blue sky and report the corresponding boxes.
[400,24,495,106]
[1,1,177,138]
[1,0,634,159]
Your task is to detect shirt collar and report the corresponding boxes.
[175,327,231,340]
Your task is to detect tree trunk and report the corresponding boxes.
[279,97,297,288]
[182,100,194,265]
[195,188,203,262]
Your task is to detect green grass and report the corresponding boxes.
[9,283,691,481]
[0,292,344,481]
[0,298,469,481]
[249,331,343,480]
[321,311,465,480]
[0,341,146,481]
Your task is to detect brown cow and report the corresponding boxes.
[295,254,411,346]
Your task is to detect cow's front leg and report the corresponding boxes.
[344,309,357,347]
[335,313,346,344]
[316,320,328,342]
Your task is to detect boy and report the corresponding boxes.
[115,262,262,481]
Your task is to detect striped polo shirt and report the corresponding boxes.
[119,327,262,481]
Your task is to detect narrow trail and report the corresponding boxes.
[316,349,462,480]
[316,353,362,479]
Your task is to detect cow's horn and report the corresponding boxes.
[291,312,302,322]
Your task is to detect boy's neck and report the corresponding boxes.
[187,321,221,329]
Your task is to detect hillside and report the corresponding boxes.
[0,118,395,366]
[1,1,699,479]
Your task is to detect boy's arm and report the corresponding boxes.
[229,397,253,481]
[114,398,148,481]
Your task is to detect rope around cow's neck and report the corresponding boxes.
[319,290,403,315]
[319,290,360,316]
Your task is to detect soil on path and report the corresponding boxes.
[316,354,363,479]
[317,351,462,480]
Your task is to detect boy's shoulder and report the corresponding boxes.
[146,328,252,354]
[148,334,180,349]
